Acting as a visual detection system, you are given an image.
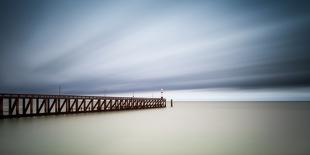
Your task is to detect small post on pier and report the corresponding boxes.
[0,97,3,117]
[170,99,173,107]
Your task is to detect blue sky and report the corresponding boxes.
[0,0,310,100]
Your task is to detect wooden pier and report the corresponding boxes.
[0,93,166,118]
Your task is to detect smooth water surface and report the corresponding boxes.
[1,101,310,155]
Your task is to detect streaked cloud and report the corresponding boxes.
[0,0,309,100]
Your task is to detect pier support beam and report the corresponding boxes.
[36,98,40,114]
[29,98,33,114]
[9,98,19,116]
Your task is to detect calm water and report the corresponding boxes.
[1,101,310,155]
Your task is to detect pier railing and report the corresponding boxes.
[0,93,166,118]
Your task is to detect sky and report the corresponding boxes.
[0,0,310,100]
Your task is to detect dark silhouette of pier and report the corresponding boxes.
[0,93,166,118]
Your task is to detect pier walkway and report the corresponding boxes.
[0,93,166,118]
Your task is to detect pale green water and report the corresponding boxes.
[1,101,310,155]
